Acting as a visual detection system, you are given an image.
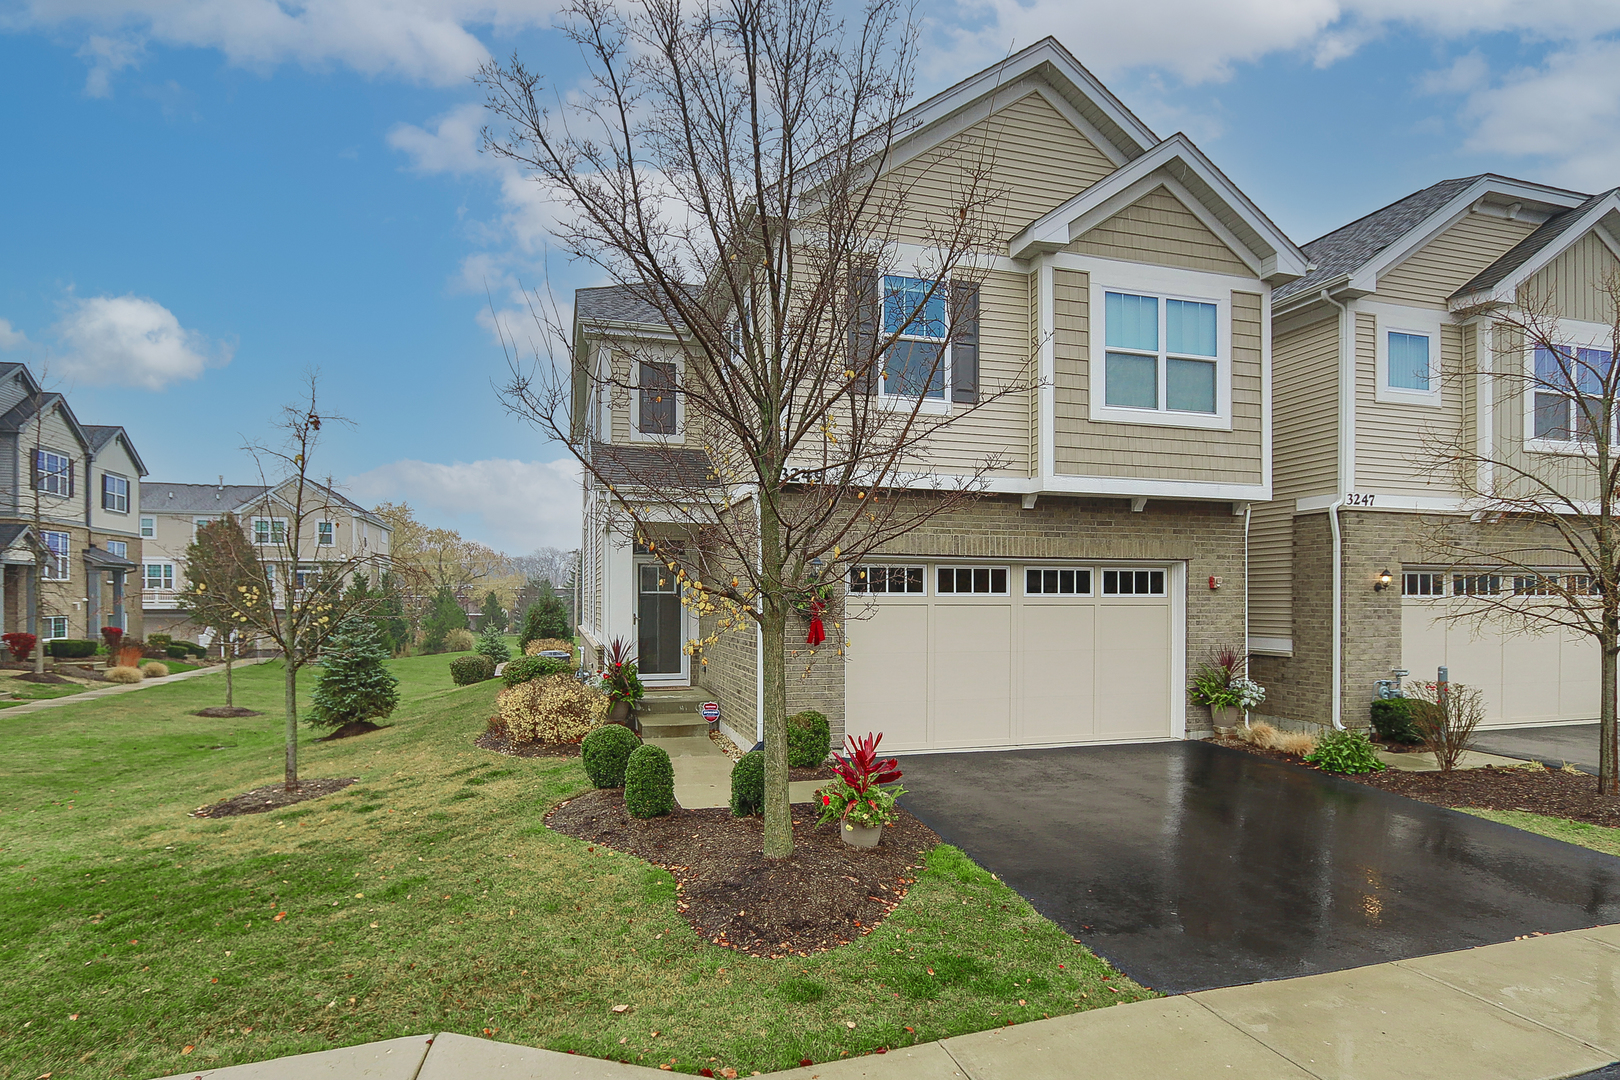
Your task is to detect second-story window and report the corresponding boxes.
[881,276,947,399]
[34,450,73,497]
[318,521,335,546]
[1102,291,1218,416]
[144,563,174,591]
[140,516,155,538]
[253,517,287,546]
[102,474,129,513]
[1533,344,1613,443]
[41,530,70,580]
[106,540,127,559]
[638,362,677,434]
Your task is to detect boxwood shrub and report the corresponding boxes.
[582,723,641,788]
[1369,698,1422,744]
[502,655,573,689]
[46,639,97,659]
[787,709,831,768]
[450,654,496,686]
[730,750,765,817]
[624,744,675,818]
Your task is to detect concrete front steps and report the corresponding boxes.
[636,687,711,739]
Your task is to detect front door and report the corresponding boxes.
[637,563,684,676]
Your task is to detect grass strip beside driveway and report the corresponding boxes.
[0,655,1149,1079]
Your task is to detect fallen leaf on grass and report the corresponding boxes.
[273,912,286,922]
[611,1004,631,1014]
[844,1021,856,1029]
[721,1069,739,1078]
[68,1014,79,1021]
[181,1046,194,1055]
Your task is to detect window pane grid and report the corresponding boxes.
[1024,568,1092,595]
[936,566,1008,595]
[1101,568,1166,595]
[1453,574,1502,596]
[848,564,925,595]
[1402,572,1445,596]
[1104,291,1217,415]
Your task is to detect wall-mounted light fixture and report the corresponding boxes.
[1373,568,1393,592]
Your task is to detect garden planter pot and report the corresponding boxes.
[609,700,631,722]
[841,820,882,849]
[1210,705,1238,732]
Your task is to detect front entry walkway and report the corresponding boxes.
[650,734,823,809]
[894,741,1620,994]
[156,923,1620,1079]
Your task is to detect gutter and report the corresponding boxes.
[1243,500,1252,729]
[1320,289,1351,730]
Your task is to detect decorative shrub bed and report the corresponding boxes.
[502,655,572,688]
[581,723,641,787]
[787,709,831,768]
[495,674,608,743]
[1370,698,1422,744]
[451,655,496,686]
[46,639,98,659]
[624,744,675,817]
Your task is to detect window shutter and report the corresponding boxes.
[31,450,41,491]
[848,268,881,395]
[68,460,75,498]
[951,280,980,404]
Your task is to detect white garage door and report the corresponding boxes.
[844,562,1179,752]
[1401,572,1599,728]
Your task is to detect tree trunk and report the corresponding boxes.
[1603,631,1618,796]
[758,497,793,859]
[284,650,299,792]
[225,642,234,708]
[33,634,43,675]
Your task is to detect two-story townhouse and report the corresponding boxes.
[575,38,1308,754]
[0,363,146,644]
[142,479,393,644]
[1252,174,1620,732]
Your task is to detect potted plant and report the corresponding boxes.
[816,732,905,848]
[1188,646,1266,732]
[598,637,645,725]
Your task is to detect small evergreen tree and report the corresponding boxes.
[420,585,469,654]
[309,618,399,729]
[535,592,571,640]
[519,602,547,652]
[476,622,511,663]
[480,590,508,633]
[377,571,411,656]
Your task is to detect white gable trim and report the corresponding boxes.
[1449,196,1620,311]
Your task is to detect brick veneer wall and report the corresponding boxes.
[1251,512,1332,729]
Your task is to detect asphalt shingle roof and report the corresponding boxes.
[589,440,716,490]
[83,424,122,452]
[1453,188,1620,300]
[576,286,674,327]
[141,482,272,515]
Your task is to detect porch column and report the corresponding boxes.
[0,564,7,636]
[112,570,125,631]
[86,560,100,637]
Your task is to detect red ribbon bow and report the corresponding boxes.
[806,598,826,646]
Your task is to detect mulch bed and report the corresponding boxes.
[60,665,110,682]
[475,728,582,758]
[194,706,264,718]
[190,777,358,818]
[1212,737,1620,829]
[790,765,836,782]
[13,671,72,685]
[317,720,387,741]
[546,789,936,957]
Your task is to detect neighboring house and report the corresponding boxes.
[0,363,146,643]
[574,38,1308,754]
[1252,174,1620,731]
[141,479,393,644]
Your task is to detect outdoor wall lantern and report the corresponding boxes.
[1374,568,1393,592]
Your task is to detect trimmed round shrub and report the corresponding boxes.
[624,744,675,818]
[524,638,576,658]
[105,665,143,684]
[451,654,496,686]
[46,639,98,659]
[582,723,642,787]
[1369,698,1422,744]
[787,710,831,768]
[1305,728,1385,775]
[502,655,573,688]
[730,750,765,817]
[495,675,608,743]
[138,661,170,679]
[444,628,477,653]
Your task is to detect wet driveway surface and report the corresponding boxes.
[896,741,1620,994]
[1473,721,1601,775]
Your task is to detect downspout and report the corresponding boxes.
[1243,501,1252,729]
[1320,289,1351,730]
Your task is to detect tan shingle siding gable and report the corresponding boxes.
[1374,212,1539,307]
[1520,230,1620,324]
[1066,186,1250,275]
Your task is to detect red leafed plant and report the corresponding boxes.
[1,632,36,663]
[818,732,905,829]
[101,626,124,651]
[830,731,901,794]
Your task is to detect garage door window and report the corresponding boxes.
[1453,574,1502,596]
[1403,572,1445,596]
[1102,569,1165,595]
[1025,568,1092,595]
[849,565,925,594]
[937,566,1008,594]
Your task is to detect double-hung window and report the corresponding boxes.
[35,450,73,497]
[252,517,287,546]
[144,563,174,591]
[43,616,68,641]
[41,530,70,580]
[1533,343,1613,443]
[881,276,948,399]
[140,516,155,538]
[106,540,127,559]
[637,361,678,435]
[317,521,335,547]
[1095,286,1226,427]
[102,473,129,513]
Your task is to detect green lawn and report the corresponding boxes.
[0,674,89,708]
[1463,808,1620,858]
[0,653,1147,1080]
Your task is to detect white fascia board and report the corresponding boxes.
[900,473,1270,502]
[1450,196,1620,311]
[1295,492,1466,513]
[1354,177,1588,296]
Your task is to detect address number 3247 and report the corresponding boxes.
[1345,492,1376,507]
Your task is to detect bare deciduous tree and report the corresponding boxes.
[481,0,1031,856]
[1426,280,1620,793]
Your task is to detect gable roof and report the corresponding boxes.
[588,440,716,490]
[1007,132,1307,282]
[0,523,43,554]
[0,391,93,451]
[143,482,271,516]
[576,286,672,329]
[1452,188,1620,306]
[83,424,149,476]
[1276,174,1590,304]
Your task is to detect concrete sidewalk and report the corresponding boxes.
[2,656,270,716]
[154,922,1620,1080]
[652,734,822,810]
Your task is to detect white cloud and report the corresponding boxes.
[344,456,582,552]
[1449,39,1620,191]
[53,294,230,389]
[0,319,29,350]
[76,34,144,97]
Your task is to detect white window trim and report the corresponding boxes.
[144,562,175,591]
[935,564,1011,595]
[317,520,336,546]
[251,517,288,545]
[628,354,686,443]
[879,273,953,411]
[1368,302,1444,407]
[42,616,68,641]
[106,540,128,559]
[1023,565,1095,596]
[1087,267,1232,431]
[139,516,155,538]
[36,449,73,497]
[101,472,131,513]
[1099,566,1168,596]
[40,530,71,581]
[847,563,928,596]
[1522,317,1617,456]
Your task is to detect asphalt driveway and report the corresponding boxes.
[1473,721,1602,775]
[896,741,1620,994]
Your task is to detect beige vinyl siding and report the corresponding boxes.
[1249,313,1341,643]
[1067,186,1251,276]
[23,409,86,530]
[606,344,701,448]
[89,438,141,536]
[1353,313,1466,495]
[1375,212,1540,307]
[1519,230,1620,325]
[909,269,1034,476]
[1051,288,1263,484]
[884,91,1116,247]
[1028,270,1042,476]
[1490,323,1603,505]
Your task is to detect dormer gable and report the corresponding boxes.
[1449,189,1620,319]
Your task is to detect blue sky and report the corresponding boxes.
[2,1,1618,552]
